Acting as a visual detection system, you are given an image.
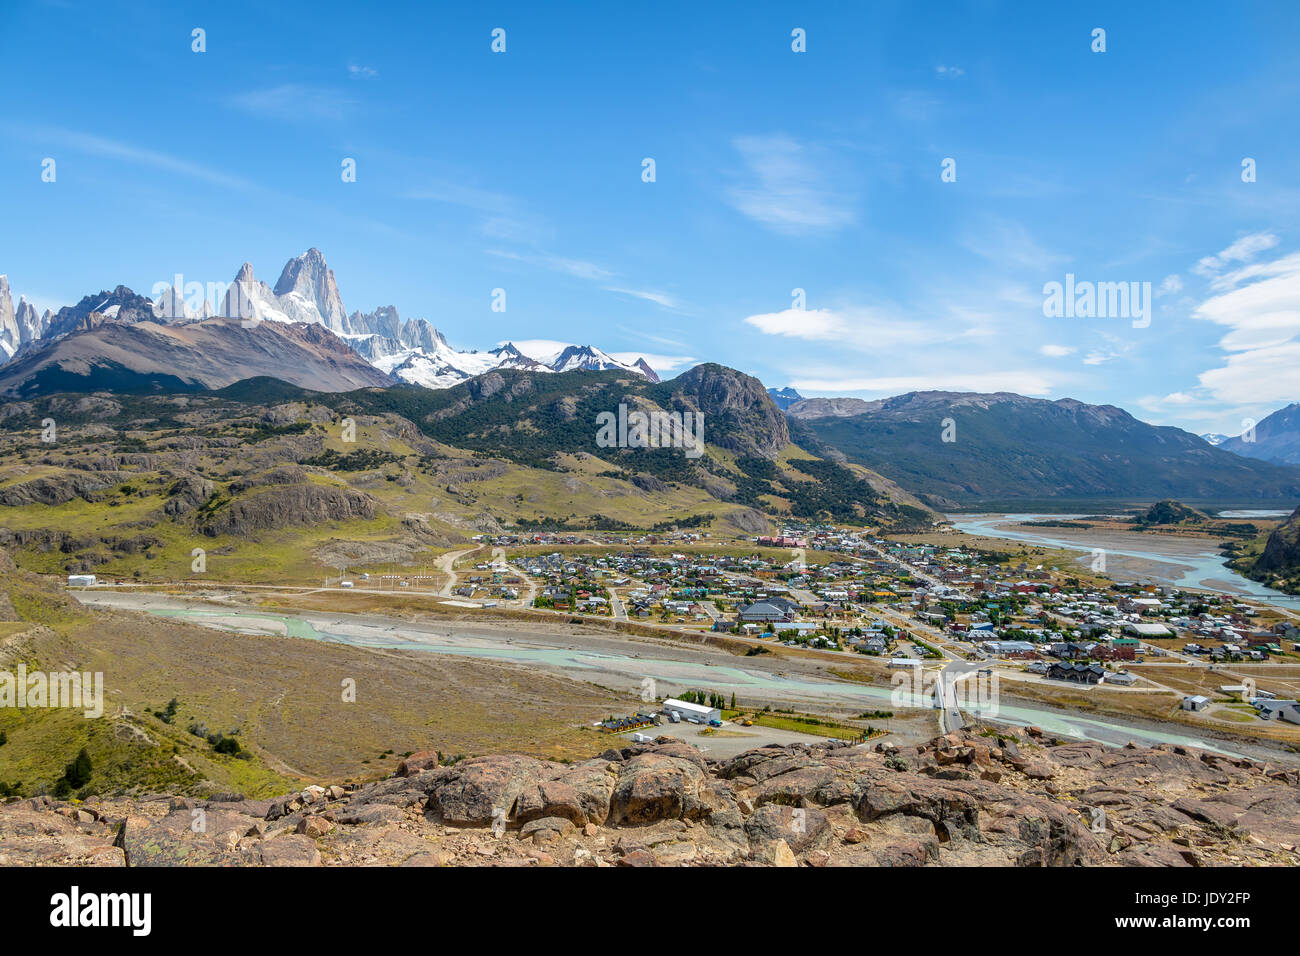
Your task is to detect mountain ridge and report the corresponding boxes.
[0,316,395,396]
[789,389,1300,504]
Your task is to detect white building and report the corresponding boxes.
[67,574,96,587]
[661,698,721,723]
[1123,621,1172,638]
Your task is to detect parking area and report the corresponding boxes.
[637,720,851,759]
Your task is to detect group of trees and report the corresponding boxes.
[677,689,729,710]
[188,722,245,757]
[302,447,402,471]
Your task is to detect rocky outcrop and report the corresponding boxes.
[724,507,770,534]
[1135,499,1207,526]
[2,728,1296,867]
[1250,505,1300,580]
[671,363,789,459]
[163,474,214,516]
[0,471,130,507]
[199,483,377,537]
[630,472,667,493]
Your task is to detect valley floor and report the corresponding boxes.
[74,588,1300,767]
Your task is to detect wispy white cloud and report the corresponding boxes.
[1134,389,1260,430]
[229,84,355,122]
[891,90,940,122]
[1193,250,1300,350]
[743,306,943,351]
[487,250,681,311]
[2,125,253,191]
[1192,239,1300,405]
[935,64,965,77]
[487,249,614,281]
[790,371,1056,397]
[1040,344,1075,358]
[725,135,856,235]
[1192,231,1278,279]
[615,325,690,350]
[1080,331,1139,366]
[604,287,679,309]
[406,180,513,213]
[1199,341,1300,405]
[961,219,1069,273]
[405,179,550,244]
[348,64,378,79]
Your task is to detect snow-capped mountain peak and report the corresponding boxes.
[273,247,348,333]
[220,262,288,324]
[550,344,618,373]
[0,250,662,390]
[543,344,662,382]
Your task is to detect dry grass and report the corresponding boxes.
[1130,663,1300,699]
[0,577,632,795]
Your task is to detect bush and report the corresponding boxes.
[211,735,241,756]
[52,748,93,796]
[153,698,180,724]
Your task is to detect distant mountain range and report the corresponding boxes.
[5,253,1300,511]
[765,386,803,410]
[0,249,659,394]
[788,390,1300,504]
[1217,403,1300,466]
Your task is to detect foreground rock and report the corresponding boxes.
[1,727,1296,867]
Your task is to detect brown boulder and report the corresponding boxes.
[609,753,711,825]
[398,750,441,776]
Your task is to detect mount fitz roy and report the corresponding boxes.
[0,275,53,360]
[0,249,660,393]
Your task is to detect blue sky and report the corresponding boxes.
[2,0,1299,435]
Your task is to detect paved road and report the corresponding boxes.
[936,659,986,733]
[648,721,847,758]
[436,546,484,597]
[609,590,628,621]
[859,542,975,602]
